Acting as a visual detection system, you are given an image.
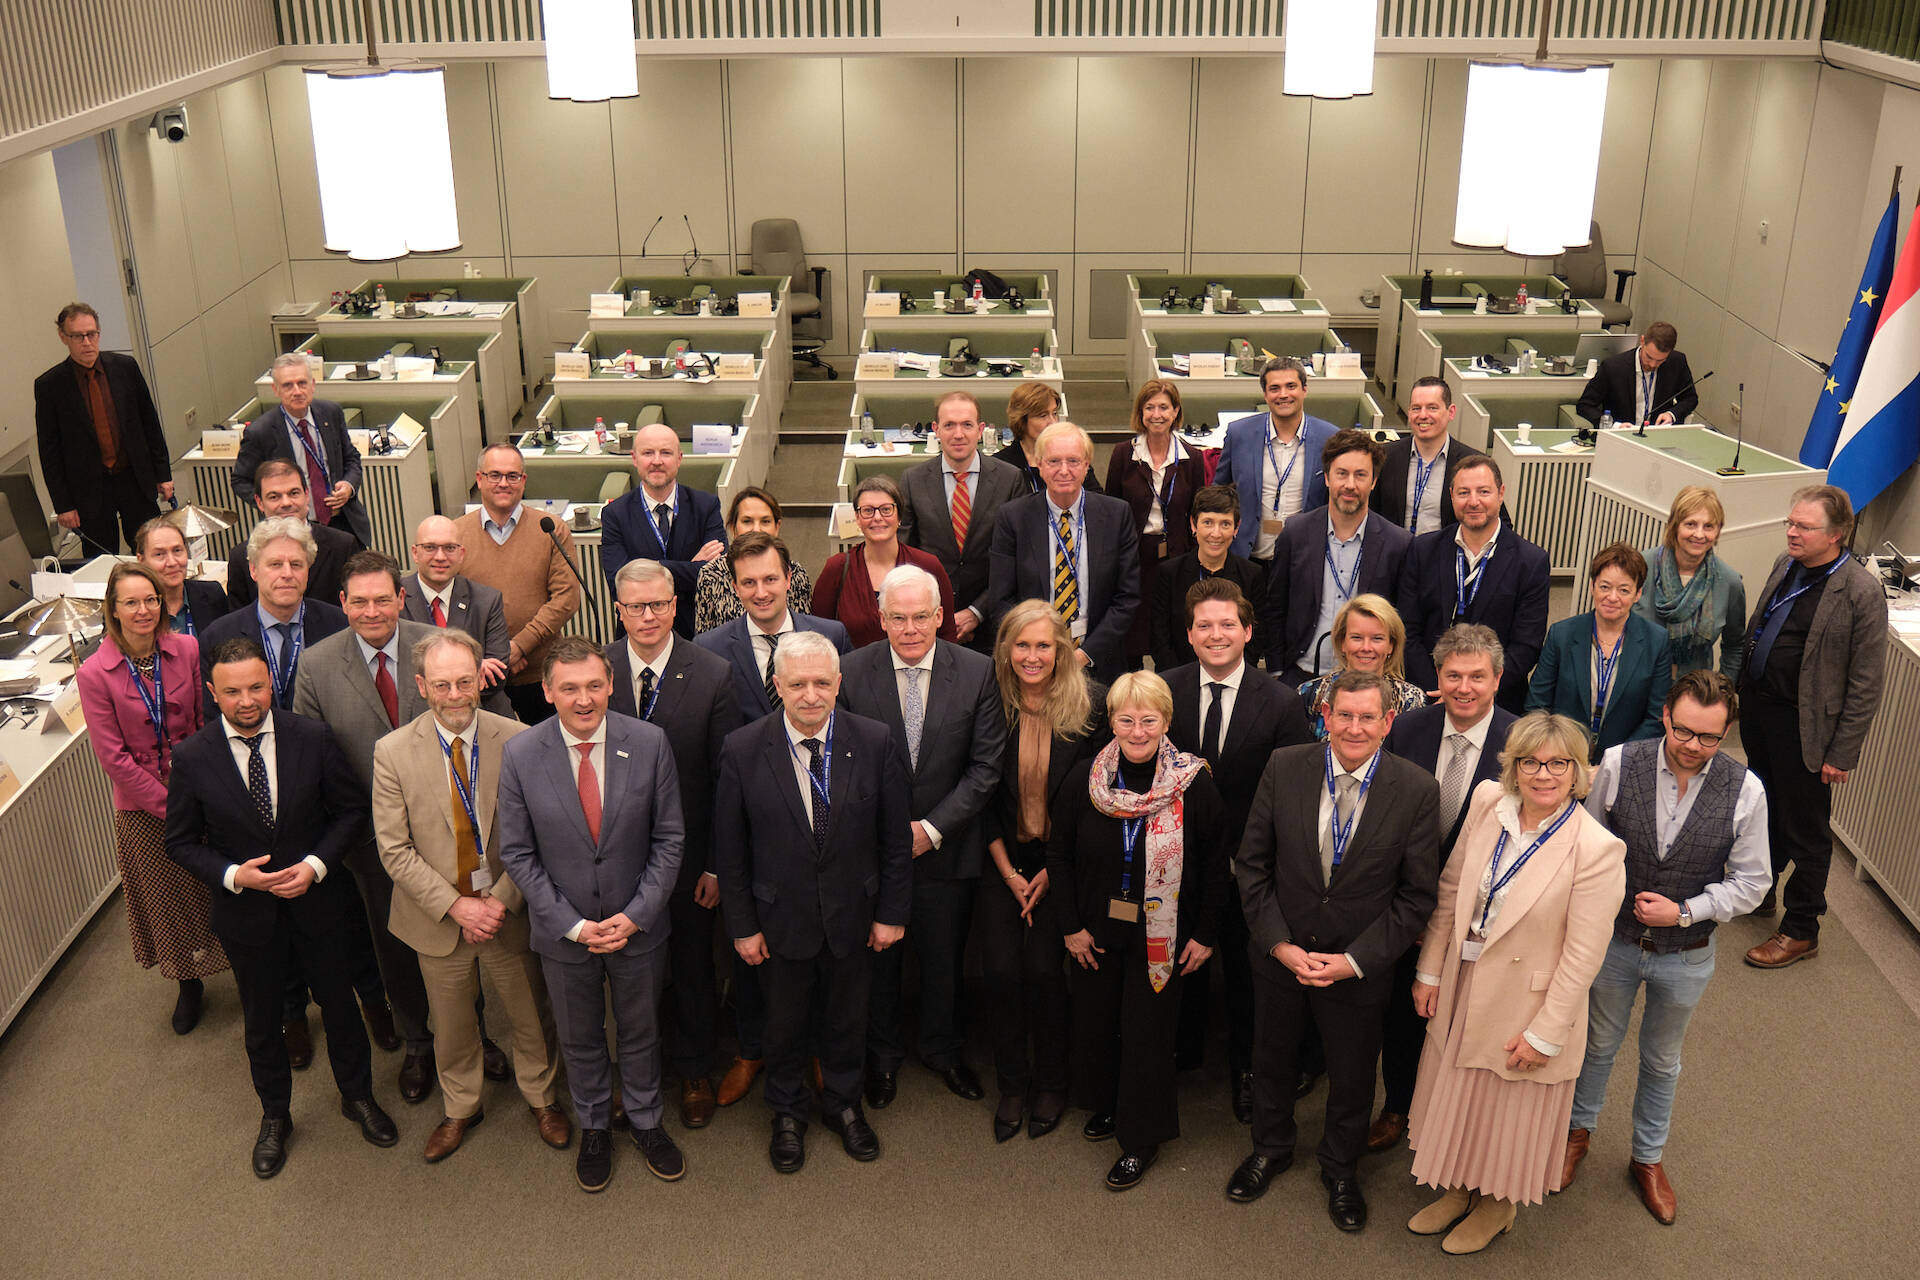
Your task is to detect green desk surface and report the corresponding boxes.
[1139,299,1329,317]
[871,299,1050,317]
[1618,425,1803,475]
[1497,428,1590,454]
[1448,358,1591,386]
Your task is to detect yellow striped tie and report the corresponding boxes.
[1053,510,1080,623]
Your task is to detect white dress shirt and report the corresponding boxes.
[1585,744,1772,923]
[1440,704,1498,766]
[219,719,329,892]
[559,718,609,941]
[941,455,986,621]
[1314,745,1377,978]
[1136,434,1188,537]
[433,717,494,867]
[785,712,834,827]
[1046,491,1090,640]
[418,579,455,622]
[752,611,796,683]
[891,647,942,847]
[1256,420,1307,559]
[1195,658,1247,742]
[281,410,328,522]
[628,632,674,713]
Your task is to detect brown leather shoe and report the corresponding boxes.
[1629,1160,1677,1224]
[1745,933,1818,968]
[1558,1128,1590,1191]
[716,1057,763,1107]
[680,1079,717,1129]
[1365,1111,1408,1153]
[531,1104,571,1150]
[362,1000,401,1052]
[283,1016,313,1071]
[423,1111,482,1162]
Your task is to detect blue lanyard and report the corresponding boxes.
[438,729,482,838]
[1478,802,1577,931]
[640,484,679,552]
[287,413,332,491]
[1115,768,1146,897]
[1409,446,1444,530]
[1325,528,1364,604]
[1590,618,1623,736]
[125,648,169,770]
[1047,493,1086,591]
[1143,439,1181,521]
[1325,745,1382,868]
[1454,536,1495,620]
[261,606,305,707]
[638,664,665,721]
[789,713,835,811]
[1264,427,1302,515]
[1761,552,1849,626]
[172,603,195,637]
[1638,367,1656,423]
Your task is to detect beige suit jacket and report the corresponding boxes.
[373,708,529,958]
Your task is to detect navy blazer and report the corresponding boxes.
[1526,611,1673,756]
[232,402,372,548]
[197,599,348,719]
[1163,660,1313,837]
[693,611,852,726]
[599,483,727,638]
[712,709,914,959]
[1383,703,1517,860]
[177,578,231,634]
[1373,436,1487,532]
[899,452,1029,626]
[1208,412,1336,558]
[986,488,1141,684]
[1261,507,1412,675]
[1396,525,1551,711]
[1577,347,1698,427]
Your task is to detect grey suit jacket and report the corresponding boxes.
[495,711,686,962]
[606,635,740,887]
[899,453,1027,624]
[291,618,437,788]
[234,401,373,548]
[400,571,514,716]
[836,639,1007,879]
[1743,552,1888,772]
[986,488,1142,683]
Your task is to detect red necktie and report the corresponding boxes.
[294,419,332,525]
[950,470,971,552]
[374,652,399,728]
[575,742,601,844]
[430,597,448,627]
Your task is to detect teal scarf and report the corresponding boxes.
[1647,547,1726,670]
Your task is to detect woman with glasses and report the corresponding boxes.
[135,512,229,635]
[1105,379,1207,669]
[1528,543,1673,761]
[75,562,226,1034]
[1297,594,1427,739]
[1403,711,1626,1254]
[1005,380,1097,496]
[1635,486,1747,681]
[812,475,958,649]
[692,486,812,633]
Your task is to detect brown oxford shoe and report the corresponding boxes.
[1365,1111,1408,1153]
[423,1111,482,1163]
[1745,933,1818,969]
[1629,1160,1677,1224]
[680,1078,717,1129]
[531,1103,572,1150]
[1558,1128,1590,1191]
[716,1057,763,1107]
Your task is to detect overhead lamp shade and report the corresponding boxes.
[1284,0,1378,99]
[543,0,637,102]
[305,65,461,261]
[1455,61,1610,256]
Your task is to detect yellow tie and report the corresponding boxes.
[449,736,480,896]
[1053,510,1080,623]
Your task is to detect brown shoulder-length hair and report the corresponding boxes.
[1130,378,1185,435]
[103,562,166,654]
[1006,380,1062,446]
[993,599,1094,740]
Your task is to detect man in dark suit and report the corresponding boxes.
[1209,357,1336,565]
[1396,454,1549,710]
[837,564,1006,1110]
[1263,429,1412,685]
[291,551,439,1104]
[496,635,686,1193]
[404,513,513,715]
[224,459,358,609]
[164,637,398,1177]
[1369,624,1516,1153]
[606,558,740,1128]
[599,423,727,638]
[714,630,914,1173]
[1162,578,1313,1119]
[1226,671,1439,1232]
[200,516,349,718]
[899,390,1026,650]
[1577,321,1698,428]
[694,532,850,727]
[987,421,1141,683]
[234,355,372,548]
[1373,377,1485,535]
[34,302,172,554]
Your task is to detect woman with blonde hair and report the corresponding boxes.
[1635,485,1746,679]
[1298,593,1427,738]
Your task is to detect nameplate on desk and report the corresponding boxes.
[553,351,592,380]
[1324,352,1362,377]
[198,428,241,458]
[865,291,901,317]
[0,757,18,806]
[855,352,897,379]
[739,292,774,317]
[1186,352,1227,378]
[44,685,84,737]
[388,411,423,444]
[691,423,733,454]
[715,353,756,379]
[348,429,372,454]
[588,293,626,319]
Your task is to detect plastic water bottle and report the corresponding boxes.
[594,416,609,448]
[1029,346,1042,373]
[374,283,388,307]
[860,410,877,447]
[1599,410,1614,432]
[1516,283,1529,311]
[971,279,984,307]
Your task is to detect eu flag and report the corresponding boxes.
[1802,189,1900,467]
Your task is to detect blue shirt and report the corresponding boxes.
[1301,516,1365,675]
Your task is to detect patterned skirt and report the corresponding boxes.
[1406,960,1574,1206]
[115,809,229,981]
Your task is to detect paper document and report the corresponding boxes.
[1258,298,1295,313]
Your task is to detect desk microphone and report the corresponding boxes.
[682,214,700,276]
[539,516,599,612]
[1638,370,1713,436]
[638,214,664,260]
[1717,382,1747,476]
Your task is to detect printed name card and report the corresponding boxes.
[46,684,85,736]
[739,292,774,317]
[553,350,592,380]
[199,428,241,457]
[588,293,626,319]
[855,352,897,379]
[865,291,901,316]
[691,423,733,454]
[0,756,19,805]
[1186,352,1227,378]
[715,353,756,379]
[1324,352,1363,377]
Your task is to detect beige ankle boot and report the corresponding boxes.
[1441,1196,1517,1254]
[1408,1186,1476,1235]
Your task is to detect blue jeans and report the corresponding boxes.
[1569,935,1717,1164]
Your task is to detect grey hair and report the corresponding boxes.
[411,628,483,672]
[877,564,940,614]
[614,559,673,592]
[247,515,317,565]
[269,352,311,377]
[773,629,840,680]
[1431,623,1505,675]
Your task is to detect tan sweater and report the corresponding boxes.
[454,507,581,685]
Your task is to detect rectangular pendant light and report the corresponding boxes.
[306,64,462,261]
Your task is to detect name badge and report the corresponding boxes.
[1070,617,1087,641]
[469,862,494,893]
[1108,898,1140,923]
[1261,517,1285,535]
[1460,938,1484,963]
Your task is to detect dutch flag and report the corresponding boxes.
[1829,196,1920,511]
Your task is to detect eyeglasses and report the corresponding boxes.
[882,611,938,628]
[855,504,897,519]
[1669,724,1725,748]
[1517,757,1574,777]
[117,595,162,611]
[412,542,462,555]
[63,329,101,343]
[1782,518,1828,535]
[479,470,526,484]
[617,599,675,616]
[1328,710,1384,728]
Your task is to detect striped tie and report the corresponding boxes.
[1052,511,1079,624]
[950,470,971,552]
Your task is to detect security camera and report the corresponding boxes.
[149,107,189,143]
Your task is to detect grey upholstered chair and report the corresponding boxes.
[1554,220,1635,330]
[748,217,836,379]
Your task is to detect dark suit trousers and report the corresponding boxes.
[664,889,720,1078]
[763,946,871,1122]
[868,875,974,1072]
[976,852,1069,1097]
[343,842,433,1052]
[1250,946,1389,1178]
[543,936,669,1130]
[283,851,387,1022]
[1176,878,1256,1073]
[505,683,554,725]
[224,905,374,1115]
[1071,922,1184,1153]
[1743,693,1834,940]
[78,470,159,556]
[1379,944,1426,1115]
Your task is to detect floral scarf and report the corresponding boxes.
[1088,736,1209,992]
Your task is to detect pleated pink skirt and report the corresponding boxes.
[1406,961,1573,1206]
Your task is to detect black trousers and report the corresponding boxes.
[1175,878,1256,1074]
[1071,921,1184,1153]
[664,888,720,1079]
[283,851,387,1023]
[976,860,1069,1098]
[763,946,871,1123]
[1378,944,1425,1116]
[76,470,159,556]
[224,904,374,1116]
[505,682,554,724]
[868,875,974,1072]
[1249,944,1389,1179]
[1743,693,1835,941]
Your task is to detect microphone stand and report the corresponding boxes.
[1716,382,1747,476]
[682,214,700,276]
[1637,369,1714,437]
[637,214,663,260]
[539,516,599,614]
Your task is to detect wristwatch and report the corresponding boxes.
[1677,904,1693,929]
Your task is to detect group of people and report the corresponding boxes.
[53,305,1890,1250]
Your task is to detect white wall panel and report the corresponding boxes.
[0,154,79,468]
[1642,61,1711,273]
[961,58,1077,253]
[1679,60,1760,305]
[1779,66,1887,362]
[1073,59,1190,254]
[1191,59,1309,255]
[1726,61,1818,337]
[496,61,619,258]
[611,60,730,268]
[844,59,959,252]
[1305,57,1425,254]
[730,59,848,255]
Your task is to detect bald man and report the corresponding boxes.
[404,515,514,715]
[600,424,728,639]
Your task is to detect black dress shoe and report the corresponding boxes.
[865,1070,898,1110]
[252,1115,292,1178]
[1294,1069,1323,1100]
[822,1106,880,1161]
[481,1037,509,1082]
[362,1000,401,1052]
[993,1095,1024,1143]
[1231,1071,1255,1124]
[1082,1111,1116,1141]
[632,1125,685,1181]
[1105,1146,1158,1190]
[769,1115,805,1174]
[940,1063,985,1101]
[1323,1173,1368,1231]
[341,1096,399,1147]
[576,1128,613,1192]
[1226,1152,1291,1203]
[1028,1091,1066,1140]
[172,979,203,1035]
[283,1015,313,1070]
[398,1051,436,1103]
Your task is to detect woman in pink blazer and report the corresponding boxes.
[1404,711,1626,1254]
[76,562,226,1034]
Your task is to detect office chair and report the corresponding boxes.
[1554,220,1635,330]
[747,218,836,380]
[0,494,36,618]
